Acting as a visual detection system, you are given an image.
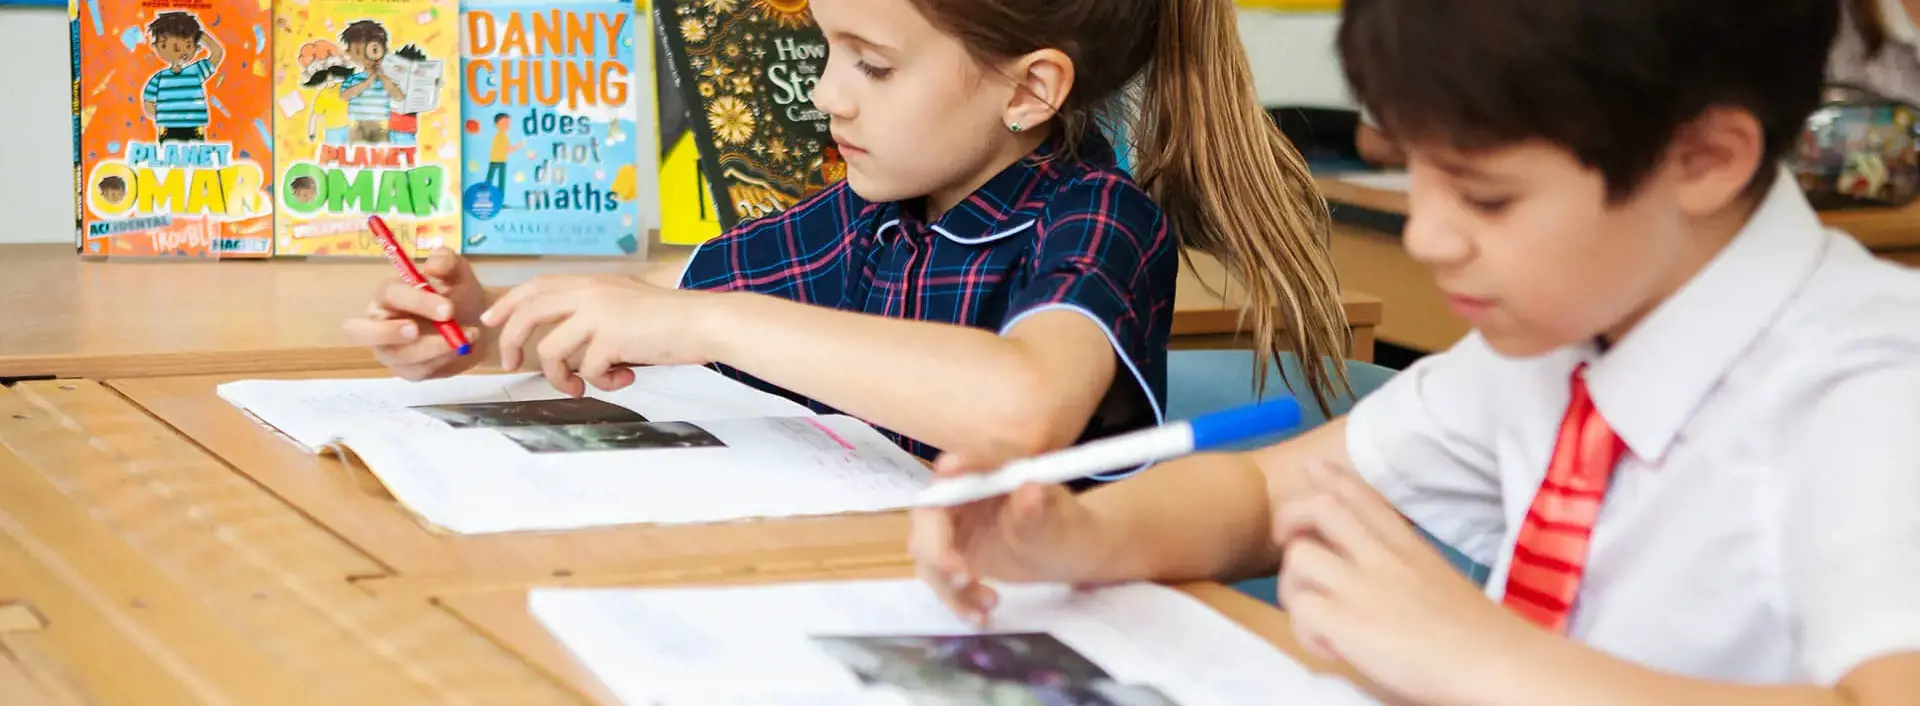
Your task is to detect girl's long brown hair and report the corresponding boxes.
[908,0,1353,414]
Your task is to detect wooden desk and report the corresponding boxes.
[438,576,1350,706]
[0,243,1383,380]
[0,383,579,705]
[0,376,1355,704]
[1316,175,1920,352]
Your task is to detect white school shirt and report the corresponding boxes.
[1344,174,1920,685]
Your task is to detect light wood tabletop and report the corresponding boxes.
[1315,175,1920,352]
[0,375,1364,705]
[0,382,581,705]
[0,243,1383,380]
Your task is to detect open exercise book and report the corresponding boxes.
[530,579,1380,705]
[217,367,932,534]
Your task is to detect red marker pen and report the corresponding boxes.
[368,215,472,356]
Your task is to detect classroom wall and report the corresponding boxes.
[0,7,1352,246]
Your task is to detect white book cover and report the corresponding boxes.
[218,367,933,534]
[529,579,1382,705]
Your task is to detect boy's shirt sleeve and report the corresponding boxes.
[1002,174,1178,478]
[1343,333,1509,566]
[1785,359,1920,685]
[191,59,213,82]
[342,72,367,88]
[143,73,162,103]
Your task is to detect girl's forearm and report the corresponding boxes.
[694,291,1100,461]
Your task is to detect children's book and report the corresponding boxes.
[653,28,722,247]
[216,366,932,534]
[272,0,460,257]
[72,0,275,258]
[653,0,846,235]
[529,579,1379,705]
[459,2,646,256]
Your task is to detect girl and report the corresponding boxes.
[301,59,355,146]
[343,0,1350,468]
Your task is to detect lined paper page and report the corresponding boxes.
[529,580,1380,705]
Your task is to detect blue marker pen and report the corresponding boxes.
[914,398,1304,507]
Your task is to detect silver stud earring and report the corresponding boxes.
[1008,122,1022,133]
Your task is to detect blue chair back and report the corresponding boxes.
[1165,350,1397,451]
[1163,350,1493,603]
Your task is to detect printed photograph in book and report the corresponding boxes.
[654,0,847,233]
[810,633,1183,706]
[273,1,459,257]
[409,397,650,429]
[499,420,727,453]
[460,4,644,256]
[73,0,276,258]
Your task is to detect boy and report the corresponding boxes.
[142,11,224,143]
[485,113,521,192]
[95,176,126,207]
[338,20,404,145]
[911,0,1920,703]
[288,176,318,206]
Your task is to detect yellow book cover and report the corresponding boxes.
[272,0,459,257]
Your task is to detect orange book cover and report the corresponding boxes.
[73,0,276,258]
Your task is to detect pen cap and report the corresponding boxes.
[1189,398,1303,450]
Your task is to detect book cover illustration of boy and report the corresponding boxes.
[460,4,644,256]
[483,113,523,193]
[273,2,459,257]
[339,20,400,144]
[141,11,224,144]
[74,1,275,258]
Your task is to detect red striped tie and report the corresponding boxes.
[1501,363,1625,633]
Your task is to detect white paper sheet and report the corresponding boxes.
[529,580,1382,705]
[219,367,930,532]
[379,54,443,114]
[218,366,814,452]
[335,415,932,533]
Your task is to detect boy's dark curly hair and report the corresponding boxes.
[340,20,388,48]
[98,175,126,192]
[147,11,202,42]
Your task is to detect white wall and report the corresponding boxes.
[1239,11,1354,110]
[0,7,1349,246]
[0,7,81,245]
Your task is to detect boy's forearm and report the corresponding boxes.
[695,292,1092,460]
[1074,451,1285,584]
[1079,420,1351,584]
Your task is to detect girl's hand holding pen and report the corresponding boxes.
[342,246,489,381]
